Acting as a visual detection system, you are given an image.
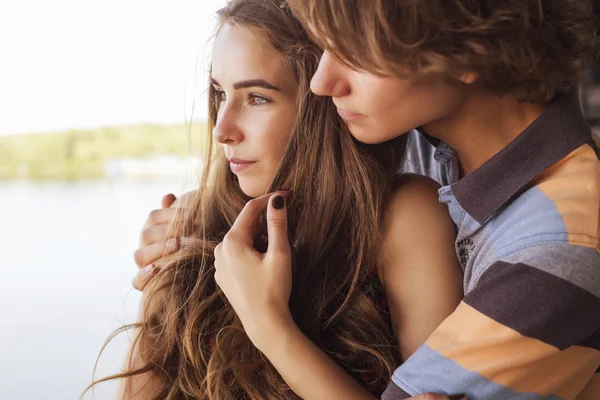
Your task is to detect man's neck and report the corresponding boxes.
[423,90,548,177]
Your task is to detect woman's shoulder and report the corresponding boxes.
[382,173,454,253]
[386,173,445,221]
[378,173,460,291]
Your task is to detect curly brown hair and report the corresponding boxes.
[82,0,406,399]
[288,0,599,104]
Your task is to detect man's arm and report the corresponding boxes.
[383,243,600,400]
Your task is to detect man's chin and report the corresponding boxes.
[348,126,390,145]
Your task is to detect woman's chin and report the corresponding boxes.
[239,182,267,199]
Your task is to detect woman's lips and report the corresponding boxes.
[336,107,364,121]
[229,158,257,173]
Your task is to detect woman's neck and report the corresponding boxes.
[423,90,547,177]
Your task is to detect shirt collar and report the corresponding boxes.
[431,91,592,224]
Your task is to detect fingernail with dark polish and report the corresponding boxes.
[272,195,285,210]
[449,395,466,400]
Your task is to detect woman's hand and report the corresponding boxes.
[213,193,469,400]
[214,193,294,348]
[132,193,184,291]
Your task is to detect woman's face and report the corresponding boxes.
[211,23,298,197]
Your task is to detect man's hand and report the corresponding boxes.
[411,394,466,400]
[132,193,184,291]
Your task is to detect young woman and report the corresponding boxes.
[87,1,462,399]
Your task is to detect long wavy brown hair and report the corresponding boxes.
[84,0,406,398]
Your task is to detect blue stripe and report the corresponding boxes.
[441,185,571,293]
[475,186,569,257]
[391,344,564,400]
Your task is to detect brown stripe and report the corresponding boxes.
[381,382,411,400]
[579,330,600,352]
[452,91,591,224]
[464,261,600,350]
[588,138,600,160]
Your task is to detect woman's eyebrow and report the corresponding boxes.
[210,77,281,91]
[234,79,281,91]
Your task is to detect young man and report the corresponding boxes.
[135,1,599,399]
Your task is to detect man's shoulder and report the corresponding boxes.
[464,141,600,293]
[489,140,599,254]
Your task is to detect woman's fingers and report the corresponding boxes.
[266,194,290,256]
[225,194,271,246]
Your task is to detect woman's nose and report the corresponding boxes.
[213,107,244,145]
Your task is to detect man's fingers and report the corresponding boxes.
[140,221,183,246]
[411,394,466,400]
[132,193,182,292]
[266,194,290,255]
[161,193,177,209]
[133,238,179,268]
[145,207,179,229]
[132,265,156,291]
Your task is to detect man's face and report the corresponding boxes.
[310,51,470,144]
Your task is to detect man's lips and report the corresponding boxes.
[336,107,364,121]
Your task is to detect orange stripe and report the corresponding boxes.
[427,302,600,399]
[534,144,600,252]
[576,373,600,400]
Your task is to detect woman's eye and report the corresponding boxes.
[249,95,269,106]
[214,90,226,103]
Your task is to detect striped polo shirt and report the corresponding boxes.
[384,91,600,400]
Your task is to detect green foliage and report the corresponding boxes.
[0,122,208,180]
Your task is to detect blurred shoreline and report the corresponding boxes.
[0,122,207,181]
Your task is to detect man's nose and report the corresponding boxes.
[310,51,351,97]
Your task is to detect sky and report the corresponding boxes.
[0,0,227,136]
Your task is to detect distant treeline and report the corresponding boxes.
[0,122,207,180]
